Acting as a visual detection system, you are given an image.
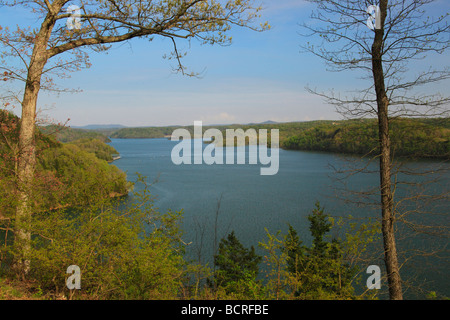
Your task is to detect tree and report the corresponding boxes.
[0,0,268,276]
[260,202,380,300]
[300,0,449,299]
[24,176,185,299]
[296,203,359,299]
[213,230,262,297]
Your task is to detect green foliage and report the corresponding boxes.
[7,177,185,300]
[39,125,111,143]
[0,110,130,213]
[213,231,263,298]
[308,202,332,256]
[291,203,358,299]
[67,138,119,162]
[258,229,291,300]
[106,118,449,159]
[36,143,130,208]
[260,202,381,300]
[110,126,177,139]
[284,225,305,275]
[282,118,450,159]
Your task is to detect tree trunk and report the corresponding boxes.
[14,14,54,277]
[377,95,403,300]
[371,0,403,300]
[14,81,37,276]
[15,60,47,277]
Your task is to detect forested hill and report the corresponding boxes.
[37,125,121,162]
[0,110,131,214]
[34,118,449,160]
[40,124,112,143]
[282,118,449,159]
[66,138,120,162]
[109,126,176,139]
[105,118,449,160]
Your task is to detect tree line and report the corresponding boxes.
[282,118,449,159]
[80,118,449,160]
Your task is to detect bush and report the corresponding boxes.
[7,177,186,300]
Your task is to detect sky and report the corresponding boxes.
[1,0,449,127]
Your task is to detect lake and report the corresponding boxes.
[109,137,449,299]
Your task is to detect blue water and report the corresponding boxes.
[109,138,449,298]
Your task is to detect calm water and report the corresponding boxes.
[109,138,449,299]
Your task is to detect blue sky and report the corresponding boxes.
[1,0,449,127]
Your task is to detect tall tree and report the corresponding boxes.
[300,0,449,299]
[0,0,268,277]
[213,230,262,295]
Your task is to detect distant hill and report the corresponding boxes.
[283,118,449,159]
[109,118,449,159]
[39,125,111,143]
[108,120,332,140]
[110,126,176,139]
[48,118,449,159]
[72,124,127,130]
[259,120,278,125]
